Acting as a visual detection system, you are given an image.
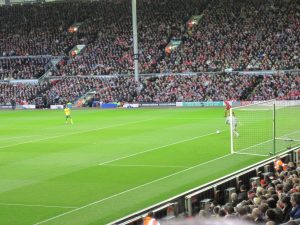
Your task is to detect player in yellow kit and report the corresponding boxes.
[64,106,73,124]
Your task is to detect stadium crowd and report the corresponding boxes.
[0,0,299,80]
[183,159,300,225]
[250,72,300,101]
[0,82,51,106]
[0,1,97,57]
[0,57,51,80]
[164,0,300,73]
[0,0,299,105]
[1,72,299,106]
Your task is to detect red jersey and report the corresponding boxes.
[224,101,231,110]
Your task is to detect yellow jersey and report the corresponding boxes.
[64,108,71,116]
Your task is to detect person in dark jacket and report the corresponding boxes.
[290,192,300,220]
[238,185,248,203]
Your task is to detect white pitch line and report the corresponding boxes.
[234,152,268,157]
[0,202,77,209]
[98,131,220,166]
[33,153,232,225]
[0,119,153,150]
[238,138,273,153]
[101,164,188,168]
[29,129,300,224]
[0,135,42,142]
[237,129,300,154]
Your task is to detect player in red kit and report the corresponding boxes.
[224,100,231,117]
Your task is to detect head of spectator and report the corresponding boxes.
[237,206,248,217]
[259,203,269,215]
[287,162,296,171]
[223,204,235,217]
[251,207,264,223]
[247,190,256,200]
[267,198,277,209]
[218,209,226,218]
[265,209,278,223]
[256,186,265,196]
[231,192,238,206]
[253,197,261,206]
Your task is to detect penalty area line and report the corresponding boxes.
[101,164,188,168]
[0,202,77,209]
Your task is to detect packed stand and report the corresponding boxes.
[1,0,299,78]
[51,0,208,76]
[187,158,300,225]
[0,1,98,56]
[2,71,299,106]
[0,57,51,80]
[39,74,257,105]
[0,82,51,106]
[43,77,107,105]
[22,73,274,105]
[0,1,100,80]
[250,72,300,100]
[163,0,300,73]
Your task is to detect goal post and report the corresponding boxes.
[230,100,300,156]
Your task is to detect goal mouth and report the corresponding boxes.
[230,100,300,156]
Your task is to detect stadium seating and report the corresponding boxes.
[0,0,299,80]
[0,57,51,80]
[0,0,299,102]
[1,72,299,106]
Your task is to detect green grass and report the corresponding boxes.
[0,107,279,225]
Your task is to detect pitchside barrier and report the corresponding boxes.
[108,147,300,225]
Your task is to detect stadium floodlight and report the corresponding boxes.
[229,100,300,156]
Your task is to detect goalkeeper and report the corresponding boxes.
[226,112,239,137]
[64,106,73,124]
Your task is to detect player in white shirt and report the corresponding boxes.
[226,112,239,137]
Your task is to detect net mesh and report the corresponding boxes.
[275,102,300,152]
[231,100,300,156]
[231,101,274,156]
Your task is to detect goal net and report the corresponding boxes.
[230,100,300,156]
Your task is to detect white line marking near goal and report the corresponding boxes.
[238,139,273,153]
[236,129,300,155]
[101,164,188,168]
[234,152,268,157]
[0,202,77,209]
[33,153,232,225]
[98,131,220,166]
[0,119,153,150]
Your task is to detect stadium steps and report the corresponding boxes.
[240,75,264,100]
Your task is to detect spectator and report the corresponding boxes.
[238,185,248,203]
[290,193,300,220]
[143,211,160,225]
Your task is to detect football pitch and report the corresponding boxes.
[0,107,291,225]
